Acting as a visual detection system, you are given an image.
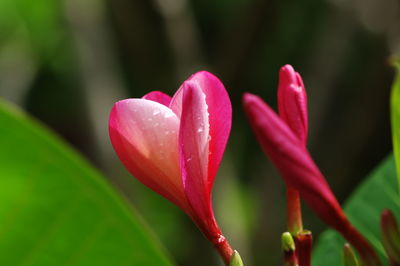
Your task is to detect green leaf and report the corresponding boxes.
[312,156,399,266]
[391,59,400,192]
[0,100,174,266]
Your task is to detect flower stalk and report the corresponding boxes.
[287,187,303,235]
[295,230,312,266]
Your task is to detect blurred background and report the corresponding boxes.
[0,0,399,265]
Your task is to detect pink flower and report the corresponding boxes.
[243,65,381,266]
[109,71,233,264]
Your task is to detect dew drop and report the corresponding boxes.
[164,112,174,118]
[153,109,161,116]
[217,235,225,244]
[197,128,204,133]
[186,158,192,162]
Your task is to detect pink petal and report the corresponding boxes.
[169,85,184,118]
[179,82,211,221]
[142,91,172,107]
[243,93,346,230]
[109,99,189,210]
[170,71,232,193]
[188,71,232,191]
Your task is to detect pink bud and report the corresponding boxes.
[278,64,308,144]
[243,92,381,265]
[109,71,233,264]
[278,65,307,237]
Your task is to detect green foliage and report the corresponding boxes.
[0,0,68,65]
[312,156,399,266]
[0,100,174,266]
[391,60,400,193]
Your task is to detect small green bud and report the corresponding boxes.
[230,250,243,266]
[282,232,298,266]
[343,243,359,266]
[282,232,296,252]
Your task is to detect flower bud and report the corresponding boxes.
[343,243,359,266]
[381,209,400,264]
[278,64,308,144]
[282,232,299,266]
[229,250,244,266]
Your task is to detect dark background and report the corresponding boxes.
[0,0,399,264]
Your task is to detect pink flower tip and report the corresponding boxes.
[278,64,308,144]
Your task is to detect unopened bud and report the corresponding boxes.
[343,243,359,266]
[381,209,400,264]
[278,64,308,144]
[282,232,298,266]
[229,250,243,266]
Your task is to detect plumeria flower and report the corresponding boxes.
[109,71,234,264]
[243,65,381,266]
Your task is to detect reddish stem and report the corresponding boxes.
[213,235,234,265]
[295,231,312,266]
[192,212,234,265]
[287,186,303,235]
[284,249,299,266]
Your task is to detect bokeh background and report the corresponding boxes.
[0,0,399,265]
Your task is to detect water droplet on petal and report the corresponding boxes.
[153,109,161,116]
[197,128,204,133]
[164,112,174,118]
[186,158,192,162]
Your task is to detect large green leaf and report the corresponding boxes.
[0,100,174,266]
[391,60,400,192]
[312,156,399,265]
